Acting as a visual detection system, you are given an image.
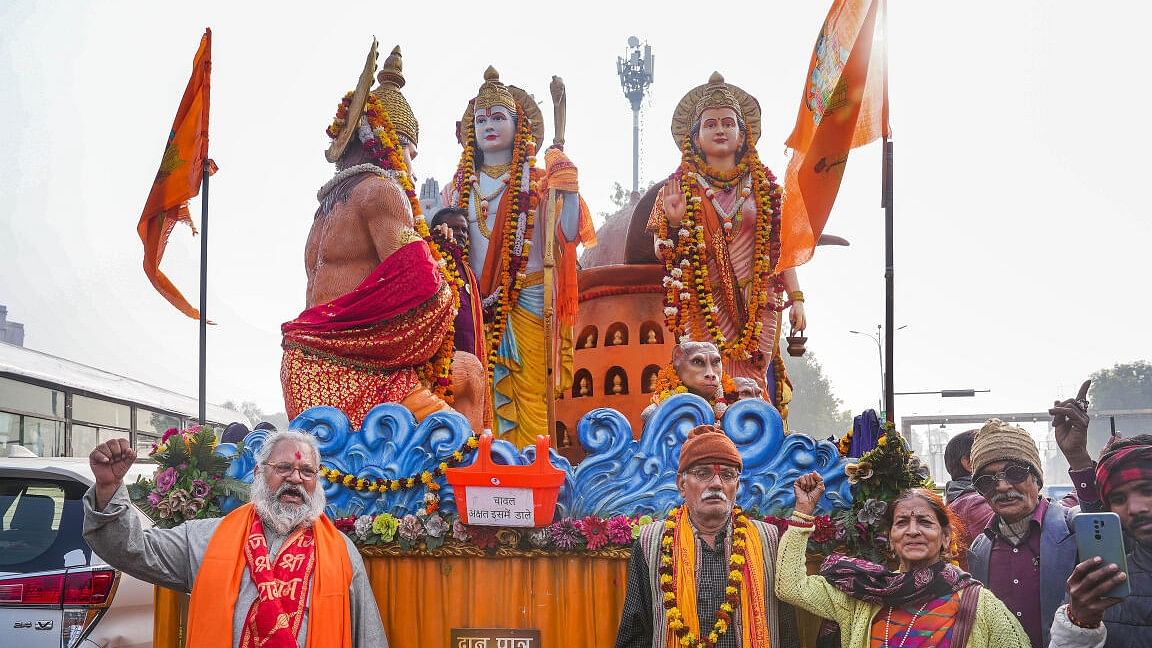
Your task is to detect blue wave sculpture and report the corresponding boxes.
[227,394,853,520]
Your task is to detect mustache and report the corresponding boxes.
[278,484,305,500]
[992,492,1024,504]
[701,491,729,503]
[1129,514,1152,528]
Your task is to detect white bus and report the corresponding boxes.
[0,342,241,458]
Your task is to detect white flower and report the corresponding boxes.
[679,260,691,268]
[710,305,719,313]
[353,515,374,541]
[679,334,692,344]
[663,306,678,316]
[680,292,691,300]
[670,268,683,278]
[678,228,691,239]
[690,196,703,203]
[714,402,728,415]
[662,276,673,287]
[671,280,683,290]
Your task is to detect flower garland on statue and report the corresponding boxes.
[319,434,481,494]
[660,506,752,647]
[327,92,462,401]
[655,141,783,363]
[648,362,738,418]
[451,106,539,383]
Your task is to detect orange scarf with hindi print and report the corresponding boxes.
[186,503,353,648]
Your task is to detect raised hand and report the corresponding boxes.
[1050,379,1093,470]
[793,471,825,516]
[662,181,686,228]
[90,438,136,510]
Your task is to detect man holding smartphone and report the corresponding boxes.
[1051,434,1152,647]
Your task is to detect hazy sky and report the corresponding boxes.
[2,1,1148,433]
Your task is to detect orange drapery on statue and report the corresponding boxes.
[778,0,890,270]
[136,27,217,319]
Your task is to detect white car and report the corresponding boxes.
[0,452,157,647]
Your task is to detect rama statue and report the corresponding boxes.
[648,72,808,420]
[281,42,486,432]
[446,67,596,447]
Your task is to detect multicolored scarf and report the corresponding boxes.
[867,592,960,648]
[1097,444,1152,504]
[818,555,976,607]
[239,516,317,648]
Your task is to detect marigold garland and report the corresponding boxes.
[648,362,737,418]
[451,104,540,383]
[319,434,480,494]
[327,92,462,401]
[656,141,784,364]
[660,506,752,648]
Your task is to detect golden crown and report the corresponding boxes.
[372,46,419,145]
[473,66,517,113]
[693,72,744,121]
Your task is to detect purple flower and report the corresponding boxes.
[424,513,448,539]
[548,519,584,551]
[398,514,425,541]
[147,492,161,506]
[191,479,210,498]
[606,515,634,545]
[155,468,178,494]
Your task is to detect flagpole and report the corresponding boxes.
[198,165,209,424]
[882,138,893,424]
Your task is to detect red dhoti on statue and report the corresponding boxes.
[281,240,454,429]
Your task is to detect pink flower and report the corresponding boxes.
[605,516,633,545]
[191,479,210,498]
[161,428,179,443]
[147,492,161,506]
[155,467,178,494]
[577,516,609,550]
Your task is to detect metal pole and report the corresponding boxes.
[882,138,894,424]
[632,108,640,194]
[198,165,209,425]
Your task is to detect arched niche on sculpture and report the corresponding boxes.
[639,321,664,345]
[555,421,571,448]
[641,364,661,394]
[606,366,629,396]
[573,369,594,398]
[605,322,629,347]
[576,325,598,350]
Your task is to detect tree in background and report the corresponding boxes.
[781,351,853,439]
[221,399,289,431]
[1086,360,1152,454]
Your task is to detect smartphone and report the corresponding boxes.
[1073,512,1131,598]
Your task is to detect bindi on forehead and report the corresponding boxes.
[294,451,302,461]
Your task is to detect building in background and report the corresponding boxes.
[0,305,24,347]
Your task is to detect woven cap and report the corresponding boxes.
[678,425,742,473]
[970,418,1043,478]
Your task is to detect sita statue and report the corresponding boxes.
[446,67,597,447]
[280,42,486,432]
[648,72,808,421]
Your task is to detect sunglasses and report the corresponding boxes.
[973,464,1032,497]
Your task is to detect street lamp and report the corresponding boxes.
[616,36,654,195]
[849,324,906,418]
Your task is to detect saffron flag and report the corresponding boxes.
[137,28,216,319]
[779,0,890,270]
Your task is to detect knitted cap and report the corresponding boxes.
[970,418,1043,478]
[678,425,742,473]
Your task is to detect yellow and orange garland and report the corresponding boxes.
[655,143,784,364]
[451,105,540,382]
[649,362,738,418]
[659,506,752,647]
[326,92,464,401]
[319,434,481,494]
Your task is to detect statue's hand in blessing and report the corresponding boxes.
[793,471,825,516]
[1050,379,1093,470]
[662,181,686,228]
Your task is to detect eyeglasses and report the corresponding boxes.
[263,462,319,481]
[686,466,741,484]
[973,465,1032,497]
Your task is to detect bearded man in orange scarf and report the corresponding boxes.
[615,425,798,648]
[84,431,386,647]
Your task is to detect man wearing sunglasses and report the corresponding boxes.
[968,383,1104,648]
[615,425,798,648]
[84,430,387,647]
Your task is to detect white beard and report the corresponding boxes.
[250,475,326,536]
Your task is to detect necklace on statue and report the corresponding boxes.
[883,599,931,648]
[693,172,752,240]
[470,175,510,239]
[481,162,514,178]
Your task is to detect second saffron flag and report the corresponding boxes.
[137,28,216,320]
[779,0,890,270]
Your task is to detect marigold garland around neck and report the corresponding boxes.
[649,363,737,418]
[328,91,461,401]
[659,506,768,648]
[656,140,783,363]
[451,102,539,382]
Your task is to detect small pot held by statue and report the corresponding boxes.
[786,335,807,357]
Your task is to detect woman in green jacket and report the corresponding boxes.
[775,473,1030,648]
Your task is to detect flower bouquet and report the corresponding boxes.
[127,425,248,528]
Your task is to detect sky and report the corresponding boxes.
[1,1,1149,437]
